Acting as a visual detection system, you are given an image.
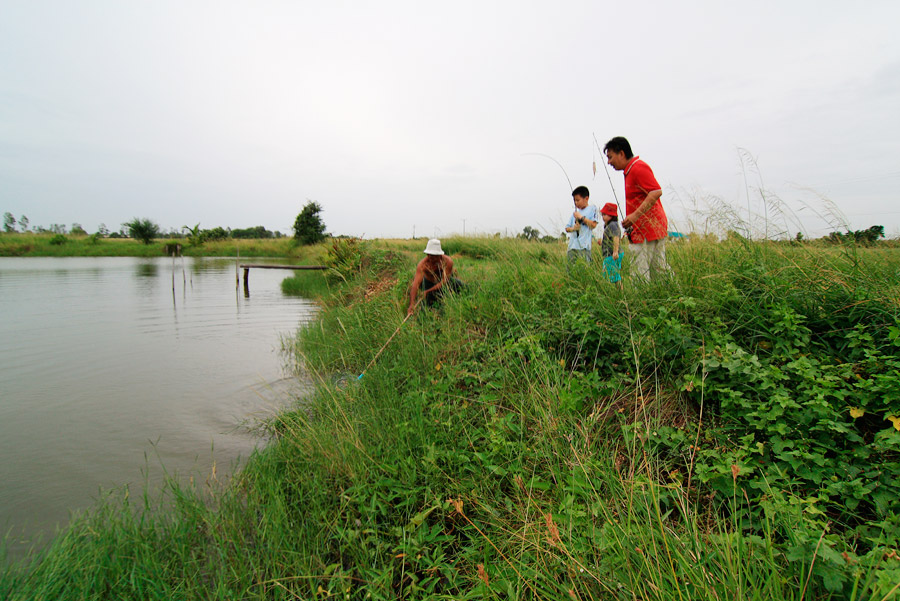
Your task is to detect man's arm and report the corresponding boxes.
[408,263,425,315]
[622,190,662,229]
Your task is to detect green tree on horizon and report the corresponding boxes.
[518,225,540,241]
[182,223,203,246]
[124,218,161,245]
[3,212,16,233]
[825,224,885,246]
[232,225,275,239]
[293,201,327,245]
[203,226,228,241]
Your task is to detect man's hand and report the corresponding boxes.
[625,191,661,230]
[573,210,583,221]
[407,306,416,317]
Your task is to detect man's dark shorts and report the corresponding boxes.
[422,277,464,307]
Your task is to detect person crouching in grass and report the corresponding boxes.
[564,186,599,267]
[598,202,624,285]
[407,239,463,316]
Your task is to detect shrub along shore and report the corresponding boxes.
[2,236,899,600]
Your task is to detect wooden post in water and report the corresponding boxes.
[171,250,177,305]
[242,267,250,298]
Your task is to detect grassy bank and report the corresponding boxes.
[3,237,899,600]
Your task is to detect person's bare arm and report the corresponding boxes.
[612,234,620,256]
[622,190,662,229]
[569,210,597,231]
[408,263,425,315]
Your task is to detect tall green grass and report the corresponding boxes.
[3,237,899,599]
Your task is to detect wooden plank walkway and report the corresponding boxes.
[238,264,327,291]
[239,264,327,270]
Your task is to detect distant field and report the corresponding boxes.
[0,233,321,260]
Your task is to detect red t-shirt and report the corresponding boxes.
[624,156,667,243]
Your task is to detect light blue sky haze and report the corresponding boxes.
[2,0,899,239]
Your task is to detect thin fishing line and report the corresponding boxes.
[522,152,573,191]
[592,133,624,220]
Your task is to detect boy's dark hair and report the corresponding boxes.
[603,136,634,159]
[572,185,590,198]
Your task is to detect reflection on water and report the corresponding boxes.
[190,257,239,273]
[135,261,159,278]
[0,257,316,561]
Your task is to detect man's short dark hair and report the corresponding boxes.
[603,137,634,159]
[572,185,590,198]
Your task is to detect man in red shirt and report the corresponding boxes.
[604,136,672,282]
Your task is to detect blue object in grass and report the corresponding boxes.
[602,252,623,283]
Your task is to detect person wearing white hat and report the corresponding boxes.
[407,239,463,316]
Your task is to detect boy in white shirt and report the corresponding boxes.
[563,186,599,266]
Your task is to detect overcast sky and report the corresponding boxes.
[3,0,899,239]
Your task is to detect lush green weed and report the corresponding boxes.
[285,237,900,598]
[3,237,899,600]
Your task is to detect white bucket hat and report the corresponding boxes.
[424,238,444,255]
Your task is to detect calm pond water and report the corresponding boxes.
[0,257,316,560]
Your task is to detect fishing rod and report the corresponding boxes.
[522,152,573,192]
[357,298,423,380]
[592,132,632,241]
[357,314,410,380]
[592,132,624,220]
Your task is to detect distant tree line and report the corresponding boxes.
[123,221,286,244]
[518,225,564,244]
[3,212,29,233]
[822,225,885,246]
[179,224,286,246]
[5,207,889,248]
[2,211,289,242]
[175,225,285,242]
[232,225,278,239]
